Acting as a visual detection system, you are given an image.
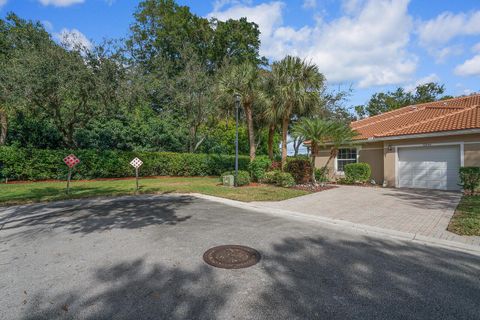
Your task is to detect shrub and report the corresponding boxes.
[261,170,278,184]
[274,171,296,187]
[261,170,295,187]
[344,162,371,183]
[459,167,480,194]
[221,170,251,186]
[286,159,312,184]
[315,167,329,183]
[248,157,272,182]
[0,146,251,181]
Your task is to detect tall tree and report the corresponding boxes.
[271,56,325,168]
[216,62,262,160]
[128,0,212,73]
[355,82,447,118]
[209,17,265,68]
[170,50,214,152]
[2,15,122,147]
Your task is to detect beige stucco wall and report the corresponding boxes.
[315,133,480,187]
[465,143,480,166]
[315,142,383,182]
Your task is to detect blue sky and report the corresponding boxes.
[1,0,480,108]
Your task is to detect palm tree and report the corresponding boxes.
[217,62,261,160]
[272,56,325,169]
[321,122,359,173]
[261,70,281,160]
[292,118,331,183]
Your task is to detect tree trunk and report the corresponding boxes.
[244,102,256,161]
[322,148,338,175]
[281,116,289,170]
[293,137,302,156]
[188,125,196,153]
[267,124,275,160]
[0,110,7,146]
[310,143,317,184]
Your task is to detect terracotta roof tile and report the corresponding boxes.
[350,94,480,140]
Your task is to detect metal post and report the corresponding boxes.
[135,167,139,191]
[234,94,240,187]
[66,168,72,194]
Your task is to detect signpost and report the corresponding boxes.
[130,157,143,191]
[63,154,80,194]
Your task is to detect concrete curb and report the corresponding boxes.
[192,193,480,256]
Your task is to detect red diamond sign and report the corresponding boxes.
[130,157,143,168]
[63,154,80,168]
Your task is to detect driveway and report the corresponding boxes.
[1,194,480,319]
[254,186,480,247]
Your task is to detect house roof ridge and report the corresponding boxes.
[352,93,480,128]
[374,104,480,137]
[353,106,422,130]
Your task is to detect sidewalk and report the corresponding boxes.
[193,192,480,256]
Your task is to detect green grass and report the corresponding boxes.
[0,177,309,206]
[448,195,480,236]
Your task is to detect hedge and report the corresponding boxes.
[459,167,480,194]
[344,162,371,183]
[0,146,252,181]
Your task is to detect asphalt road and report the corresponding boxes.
[1,194,479,320]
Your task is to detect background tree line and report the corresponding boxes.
[0,0,455,165]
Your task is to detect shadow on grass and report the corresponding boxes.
[0,195,194,236]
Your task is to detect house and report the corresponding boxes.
[314,94,480,191]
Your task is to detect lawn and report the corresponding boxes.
[448,195,480,236]
[0,176,309,206]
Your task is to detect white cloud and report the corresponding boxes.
[404,73,439,92]
[472,42,480,53]
[38,0,84,7]
[213,0,252,12]
[0,0,7,9]
[302,0,316,9]
[454,55,480,76]
[418,11,480,46]
[42,20,54,32]
[418,10,480,61]
[55,28,92,51]
[209,0,417,88]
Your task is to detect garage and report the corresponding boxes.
[397,145,461,191]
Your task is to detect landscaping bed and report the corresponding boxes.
[292,184,337,192]
[447,195,480,236]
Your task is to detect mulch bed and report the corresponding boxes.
[292,184,337,193]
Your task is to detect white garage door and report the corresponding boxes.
[397,145,461,191]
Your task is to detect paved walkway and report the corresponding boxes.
[253,186,480,247]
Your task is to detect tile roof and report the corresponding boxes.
[351,94,480,140]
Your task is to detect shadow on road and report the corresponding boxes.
[18,235,480,319]
[0,195,194,236]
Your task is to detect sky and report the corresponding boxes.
[1,0,480,109]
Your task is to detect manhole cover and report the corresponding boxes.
[203,245,261,269]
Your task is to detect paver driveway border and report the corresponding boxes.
[192,193,480,256]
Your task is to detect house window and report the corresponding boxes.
[336,148,357,172]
